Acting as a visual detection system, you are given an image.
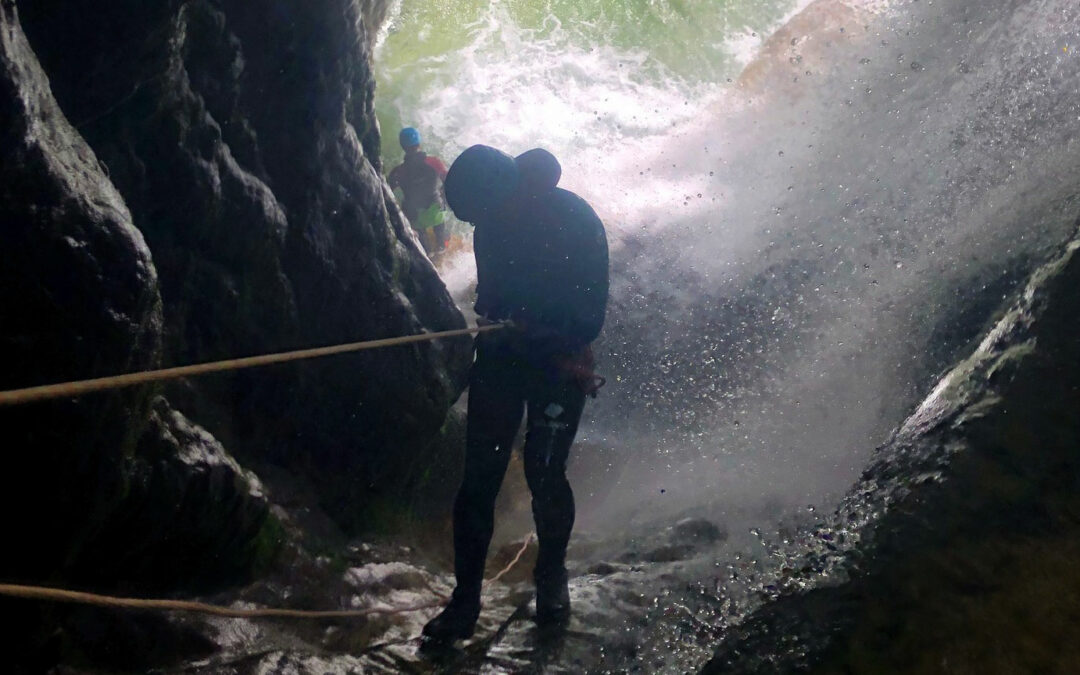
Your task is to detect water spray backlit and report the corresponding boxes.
[374,0,1080,527]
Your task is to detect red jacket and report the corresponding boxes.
[388,151,448,223]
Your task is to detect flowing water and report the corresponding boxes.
[368,0,1080,670]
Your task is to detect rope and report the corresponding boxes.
[486,533,536,585]
[0,534,536,620]
[0,323,506,407]
[0,319,538,621]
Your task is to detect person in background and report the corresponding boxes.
[421,145,609,642]
[388,126,450,255]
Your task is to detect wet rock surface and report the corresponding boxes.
[0,6,279,667]
[0,0,163,585]
[701,225,1080,673]
[1,0,468,669]
[146,514,738,675]
[15,0,472,528]
[80,397,272,591]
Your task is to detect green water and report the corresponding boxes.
[373,0,801,167]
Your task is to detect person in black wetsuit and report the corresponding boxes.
[388,127,450,254]
[422,145,609,642]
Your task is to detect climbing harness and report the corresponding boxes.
[0,323,507,407]
[556,345,606,398]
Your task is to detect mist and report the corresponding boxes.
[375,0,1080,531]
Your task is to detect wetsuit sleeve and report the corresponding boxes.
[387,164,403,190]
[425,156,449,180]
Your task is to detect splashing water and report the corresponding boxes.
[374,0,1080,536]
[375,0,814,223]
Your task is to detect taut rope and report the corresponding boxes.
[0,324,505,407]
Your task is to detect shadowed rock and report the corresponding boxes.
[674,517,728,545]
[0,0,164,586]
[1,5,272,666]
[16,0,472,529]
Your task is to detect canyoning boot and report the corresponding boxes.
[421,590,481,643]
[535,570,571,626]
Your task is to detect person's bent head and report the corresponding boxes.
[445,145,561,224]
[445,145,519,223]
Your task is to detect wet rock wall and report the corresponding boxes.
[703,223,1080,673]
[0,0,469,651]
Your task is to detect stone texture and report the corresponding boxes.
[16,0,472,528]
[1,0,469,667]
[702,225,1080,673]
[0,7,270,667]
[0,0,163,585]
[79,397,272,591]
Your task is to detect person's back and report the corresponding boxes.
[473,183,608,359]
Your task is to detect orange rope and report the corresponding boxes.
[0,534,536,620]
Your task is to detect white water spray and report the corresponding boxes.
[376,0,1080,531]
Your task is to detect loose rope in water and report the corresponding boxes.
[0,534,536,620]
[0,322,533,621]
[0,323,506,407]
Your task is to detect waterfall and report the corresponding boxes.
[375,0,1080,528]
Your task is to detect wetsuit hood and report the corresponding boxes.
[445,144,520,223]
[515,148,561,194]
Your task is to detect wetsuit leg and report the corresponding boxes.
[452,358,524,597]
[522,377,586,583]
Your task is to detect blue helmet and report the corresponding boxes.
[399,126,421,149]
[444,145,520,223]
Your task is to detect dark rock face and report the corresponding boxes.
[674,517,727,545]
[80,397,272,591]
[1,0,469,667]
[0,7,268,666]
[0,0,163,584]
[702,225,1080,673]
[15,0,472,527]
[613,516,729,565]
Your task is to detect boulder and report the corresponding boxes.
[1,5,274,665]
[673,517,728,545]
[80,397,273,591]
